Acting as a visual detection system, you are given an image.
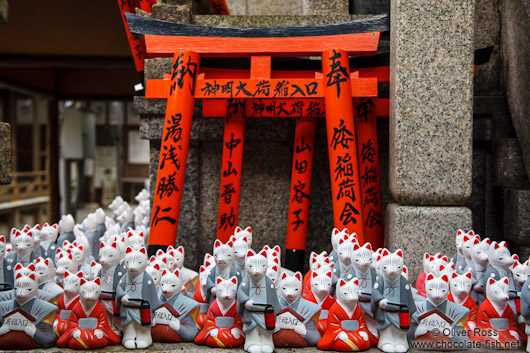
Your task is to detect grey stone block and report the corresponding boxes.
[502,0,530,184]
[303,0,349,15]
[474,0,503,95]
[194,14,354,27]
[0,123,11,185]
[385,204,472,283]
[504,188,530,246]
[493,138,530,188]
[226,0,247,15]
[350,0,390,14]
[152,3,193,22]
[389,0,474,205]
[246,0,303,15]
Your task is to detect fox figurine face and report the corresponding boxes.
[159,268,182,300]
[486,276,510,310]
[380,249,404,283]
[56,251,78,279]
[245,249,268,283]
[216,276,238,308]
[279,272,303,305]
[352,242,372,274]
[11,228,34,259]
[63,270,84,295]
[35,257,55,284]
[79,277,101,306]
[40,223,59,244]
[471,237,490,269]
[213,239,234,271]
[14,271,38,305]
[311,269,333,299]
[146,263,162,288]
[232,236,250,265]
[124,246,148,279]
[425,273,449,307]
[336,277,359,310]
[99,242,121,271]
[233,226,253,248]
[450,271,472,302]
[125,229,145,251]
[511,259,529,288]
[488,241,513,272]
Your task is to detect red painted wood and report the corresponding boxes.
[286,116,317,250]
[354,98,384,249]
[144,32,380,57]
[147,77,377,99]
[322,49,365,242]
[148,51,200,248]
[201,98,389,118]
[216,99,245,241]
[117,0,147,75]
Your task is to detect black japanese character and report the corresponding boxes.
[366,208,382,228]
[221,183,236,204]
[219,207,236,231]
[291,209,304,231]
[225,133,242,159]
[223,161,237,177]
[340,202,360,225]
[164,114,182,144]
[334,153,353,182]
[356,98,375,124]
[326,50,349,98]
[157,171,179,199]
[330,119,354,150]
[160,145,180,170]
[296,136,312,153]
[360,139,376,163]
[292,180,310,204]
[152,206,176,227]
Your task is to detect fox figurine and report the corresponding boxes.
[56,277,121,349]
[0,268,58,349]
[195,276,245,348]
[116,246,160,349]
[238,249,281,353]
[151,268,199,343]
[371,249,416,353]
[317,277,371,351]
[273,272,321,347]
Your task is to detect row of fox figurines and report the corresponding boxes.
[1,215,530,352]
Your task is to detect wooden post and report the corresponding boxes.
[354,98,384,248]
[216,99,245,242]
[285,116,316,271]
[148,51,200,255]
[322,49,365,242]
[209,0,230,15]
[117,0,147,84]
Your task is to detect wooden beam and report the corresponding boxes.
[201,98,389,118]
[147,76,378,99]
[144,32,380,58]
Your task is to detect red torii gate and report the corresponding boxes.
[126,13,389,269]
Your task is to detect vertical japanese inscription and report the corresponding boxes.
[322,49,365,242]
[354,98,384,248]
[149,51,200,248]
[216,99,246,241]
[286,117,316,251]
